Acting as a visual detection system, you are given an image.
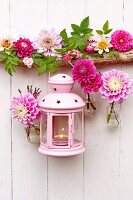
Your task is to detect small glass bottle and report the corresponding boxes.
[106,102,120,128]
[25,123,40,144]
[84,93,96,116]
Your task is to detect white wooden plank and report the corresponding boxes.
[84,1,123,200]
[0,66,11,200]
[11,68,48,200]
[119,1,133,198]
[0,0,11,199]
[10,0,48,39]
[10,0,48,199]
[0,0,10,35]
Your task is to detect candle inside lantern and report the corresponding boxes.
[53,128,68,146]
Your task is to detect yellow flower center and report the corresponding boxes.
[108,77,121,91]
[2,40,11,48]
[98,40,108,50]
[16,105,27,117]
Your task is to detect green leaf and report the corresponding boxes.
[71,24,81,33]
[83,32,93,40]
[82,52,87,58]
[77,38,87,50]
[45,56,57,64]
[96,30,103,35]
[5,62,16,76]
[109,50,114,57]
[114,51,120,58]
[66,42,77,51]
[0,52,8,59]
[48,62,59,73]
[32,52,44,59]
[107,113,111,124]
[81,27,93,34]
[103,20,109,31]
[60,29,68,42]
[71,32,81,38]
[55,48,67,54]
[104,29,113,34]
[80,16,89,29]
[38,64,47,75]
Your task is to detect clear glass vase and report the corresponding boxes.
[84,93,96,116]
[25,123,40,144]
[106,102,120,128]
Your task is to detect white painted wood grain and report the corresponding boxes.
[11,68,48,200]
[0,1,11,199]
[0,66,11,200]
[0,0,133,200]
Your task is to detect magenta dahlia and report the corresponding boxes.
[13,37,34,58]
[81,72,103,94]
[72,59,97,84]
[111,30,133,52]
[100,69,133,103]
[10,92,40,126]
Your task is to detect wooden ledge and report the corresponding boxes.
[60,50,133,67]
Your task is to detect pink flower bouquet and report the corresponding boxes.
[10,86,41,142]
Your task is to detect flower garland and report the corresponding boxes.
[1,16,133,75]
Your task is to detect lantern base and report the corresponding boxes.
[38,144,85,157]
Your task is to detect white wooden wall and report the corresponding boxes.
[0,0,133,199]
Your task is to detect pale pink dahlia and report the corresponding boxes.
[81,72,103,94]
[100,69,133,103]
[34,29,62,56]
[13,37,34,58]
[72,59,97,84]
[111,30,133,52]
[10,92,40,126]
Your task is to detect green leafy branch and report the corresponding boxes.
[96,20,113,35]
[56,16,93,54]
[32,53,60,75]
[0,50,20,75]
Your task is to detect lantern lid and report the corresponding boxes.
[39,93,85,110]
[49,73,74,93]
[48,74,74,85]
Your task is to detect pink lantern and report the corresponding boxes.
[38,73,85,157]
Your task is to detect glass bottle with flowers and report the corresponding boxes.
[100,69,133,128]
[71,59,103,116]
[10,85,41,143]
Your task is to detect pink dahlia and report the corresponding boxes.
[62,49,82,61]
[84,39,96,54]
[10,92,40,126]
[34,29,62,56]
[72,59,97,84]
[13,37,34,58]
[100,69,133,103]
[81,72,103,94]
[111,30,133,52]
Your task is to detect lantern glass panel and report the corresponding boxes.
[41,112,47,143]
[53,116,69,146]
[73,112,82,142]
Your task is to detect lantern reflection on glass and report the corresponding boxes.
[38,73,85,157]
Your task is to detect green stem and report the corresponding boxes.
[86,94,96,110]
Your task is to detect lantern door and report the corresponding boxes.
[48,113,72,149]
[72,111,84,147]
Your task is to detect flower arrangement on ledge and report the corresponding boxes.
[1,16,133,75]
